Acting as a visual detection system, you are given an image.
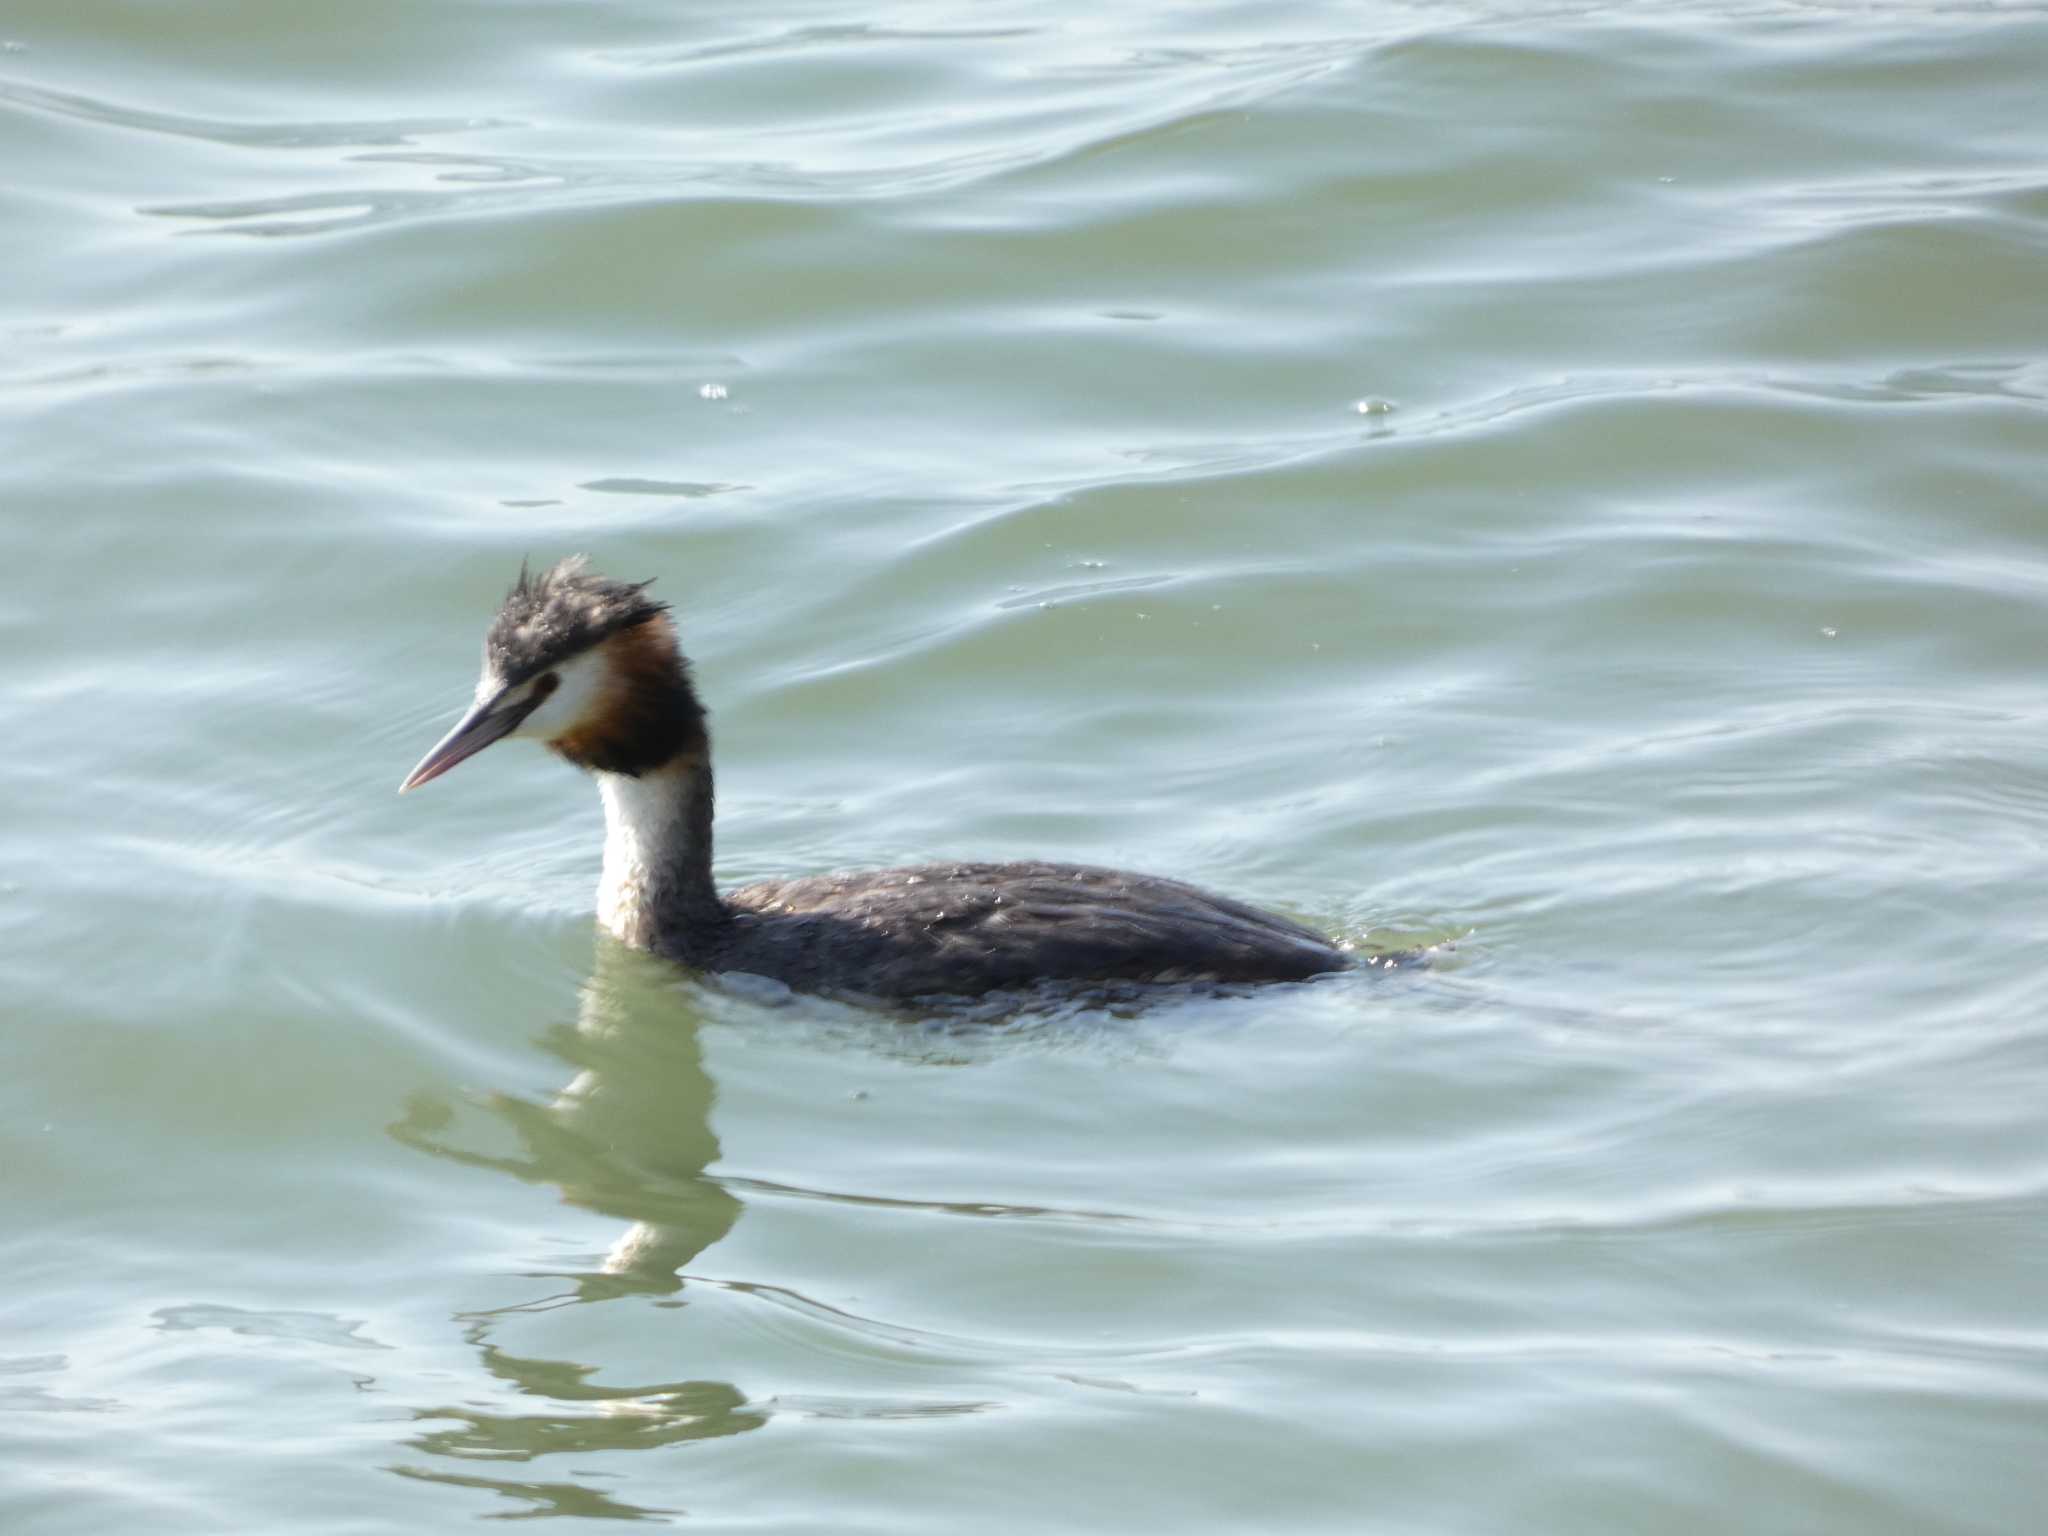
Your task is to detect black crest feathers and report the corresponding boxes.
[486,556,668,683]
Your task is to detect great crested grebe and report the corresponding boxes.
[401,558,1352,1001]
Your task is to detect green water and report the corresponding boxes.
[5,2,2046,1530]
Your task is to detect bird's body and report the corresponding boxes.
[403,559,1352,1003]
[710,861,1340,1000]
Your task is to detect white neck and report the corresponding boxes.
[594,760,719,950]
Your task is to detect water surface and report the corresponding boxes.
[4,3,2046,1531]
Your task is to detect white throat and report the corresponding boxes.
[595,765,703,948]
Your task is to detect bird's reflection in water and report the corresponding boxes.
[387,939,763,1519]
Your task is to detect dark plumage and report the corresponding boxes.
[713,862,1346,1001]
[487,557,669,686]
[405,558,1355,1003]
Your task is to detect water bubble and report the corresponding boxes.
[1821,626,1838,638]
[698,382,728,400]
[1353,397,1396,416]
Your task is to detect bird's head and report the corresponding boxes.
[400,557,705,793]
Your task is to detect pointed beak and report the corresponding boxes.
[399,690,531,793]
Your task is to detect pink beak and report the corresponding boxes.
[399,690,529,793]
